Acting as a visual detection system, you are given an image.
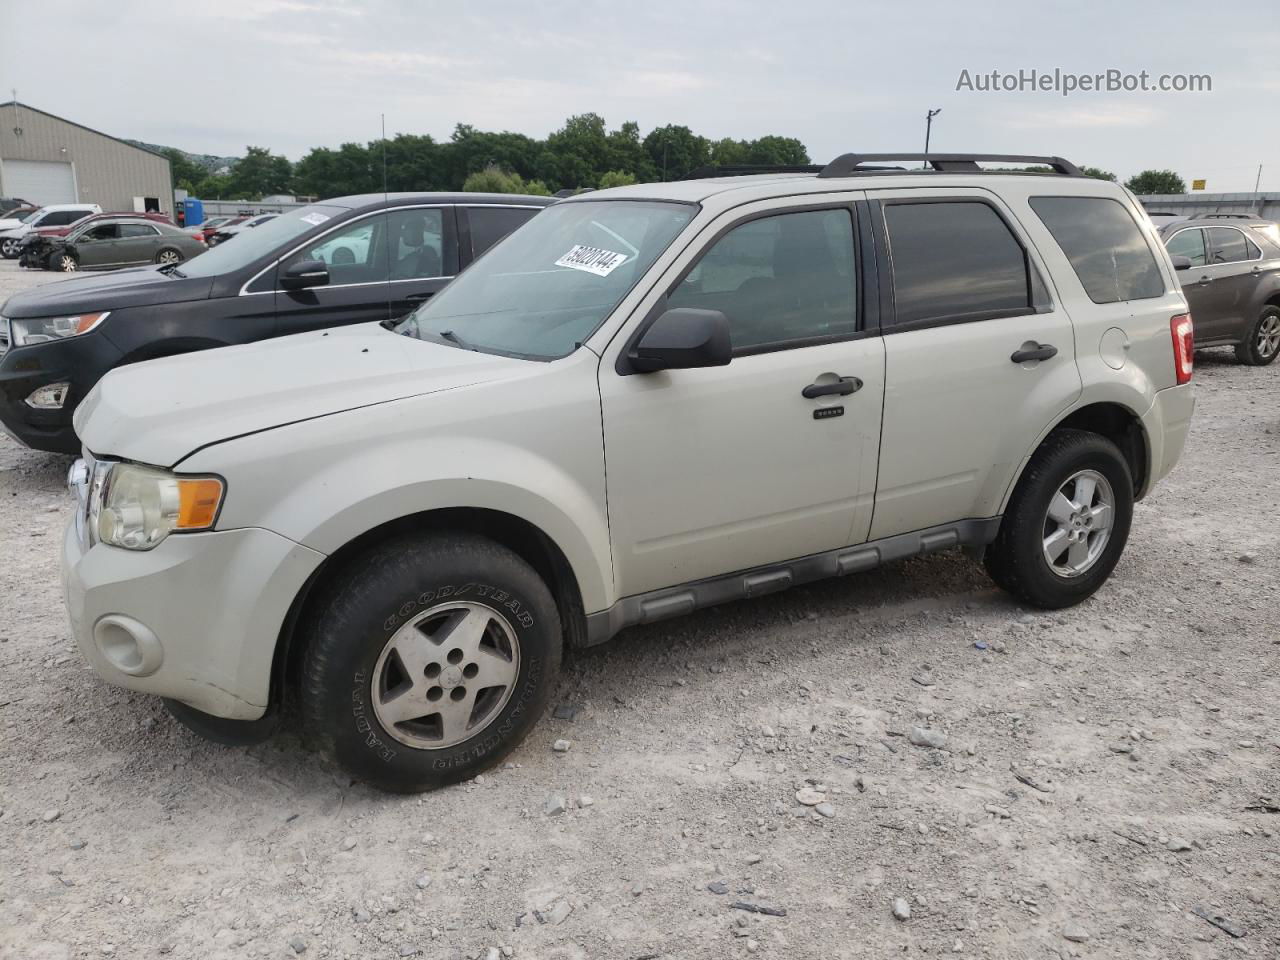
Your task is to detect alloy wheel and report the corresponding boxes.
[1042,469,1114,578]
[1,239,17,257]
[157,250,181,266]
[1256,314,1280,359]
[59,255,77,272]
[370,600,521,750]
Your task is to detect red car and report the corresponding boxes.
[200,215,250,242]
[31,210,173,240]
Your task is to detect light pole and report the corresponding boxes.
[924,108,942,167]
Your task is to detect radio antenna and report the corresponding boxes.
[382,113,392,323]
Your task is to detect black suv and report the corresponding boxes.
[0,193,552,453]
[1162,218,1280,365]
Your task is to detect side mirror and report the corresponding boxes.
[629,307,732,373]
[1170,255,1192,271]
[280,259,329,290]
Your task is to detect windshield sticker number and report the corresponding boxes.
[299,212,331,226]
[555,244,628,277]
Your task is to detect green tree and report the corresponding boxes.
[462,165,550,196]
[744,135,809,165]
[1079,165,1117,182]
[643,125,710,180]
[597,170,637,189]
[292,143,377,198]
[224,145,292,199]
[162,148,208,193]
[1125,169,1185,195]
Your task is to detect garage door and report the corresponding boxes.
[2,160,77,204]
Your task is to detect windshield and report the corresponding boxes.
[175,203,345,278]
[396,200,696,359]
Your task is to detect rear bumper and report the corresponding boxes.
[1142,382,1195,494]
[62,520,325,720]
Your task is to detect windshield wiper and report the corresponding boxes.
[437,329,477,351]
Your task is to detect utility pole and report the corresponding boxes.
[1254,163,1264,215]
[924,109,942,168]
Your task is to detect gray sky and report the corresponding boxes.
[4,0,1277,191]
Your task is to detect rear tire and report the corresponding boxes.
[299,532,561,793]
[984,428,1134,609]
[1234,305,1280,366]
[155,247,183,266]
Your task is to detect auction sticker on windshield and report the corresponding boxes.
[299,212,331,226]
[555,244,628,277]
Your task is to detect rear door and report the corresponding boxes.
[116,222,162,264]
[866,188,1080,539]
[272,205,458,337]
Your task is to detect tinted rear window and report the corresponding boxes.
[1030,197,1164,303]
[883,200,1031,327]
[466,206,540,259]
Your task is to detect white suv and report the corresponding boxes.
[62,154,1195,792]
[0,203,101,258]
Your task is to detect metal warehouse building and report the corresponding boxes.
[0,101,172,215]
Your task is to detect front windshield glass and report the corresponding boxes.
[396,200,696,359]
[175,203,345,278]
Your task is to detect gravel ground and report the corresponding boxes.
[1,258,1278,959]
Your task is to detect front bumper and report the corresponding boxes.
[62,519,325,720]
[1141,382,1195,493]
[0,329,122,453]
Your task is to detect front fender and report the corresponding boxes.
[182,365,613,613]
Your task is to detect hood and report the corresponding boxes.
[75,323,532,467]
[0,266,215,317]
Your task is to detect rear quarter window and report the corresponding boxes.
[1030,196,1164,304]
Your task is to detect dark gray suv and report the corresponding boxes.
[1161,218,1280,365]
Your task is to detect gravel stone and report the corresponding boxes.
[908,727,948,749]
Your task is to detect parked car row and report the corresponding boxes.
[18,215,207,272]
[0,203,102,258]
[1,153,1211,793]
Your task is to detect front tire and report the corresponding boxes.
[50,252,77,272]
[300,532,562,793]
[1,238,21,259]
[1235,306,1280,366]
[984,428,1134,609]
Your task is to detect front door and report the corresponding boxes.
[273,206,458,337]
[866,189,1082,539]
[1202,226,1264,341]
[1164,227,1227,338]
[600,200,885,597]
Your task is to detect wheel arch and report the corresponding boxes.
[269,506,590,713]
[1001,400,1151,513]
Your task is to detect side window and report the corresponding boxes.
[83,223,119,241]
[1165,228,1207,267]
[119,223,158,238]
[42,211,75,226]
[1207,228,1259,264]
[288,215,386,286]
[666,208,857,351]
[1029,196,1164,303]
[467,206,538,260]
[884,201,1031,326]
[387,208,446,280]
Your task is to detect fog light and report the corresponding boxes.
[25,382,70,409]
[93,614,164,677]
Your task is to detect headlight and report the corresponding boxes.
[93,462,225,551]
[10,311,110,347]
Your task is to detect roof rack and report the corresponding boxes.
[679,164,824,181]
[817,153,1083,179]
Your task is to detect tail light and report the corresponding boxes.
[1171,313,1193,384]
[193,233,206,244]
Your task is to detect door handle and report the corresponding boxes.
[405,292,433,303]
[1010,342,1058,364]
[802,376,862,399]
[1196,275,1213,286]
